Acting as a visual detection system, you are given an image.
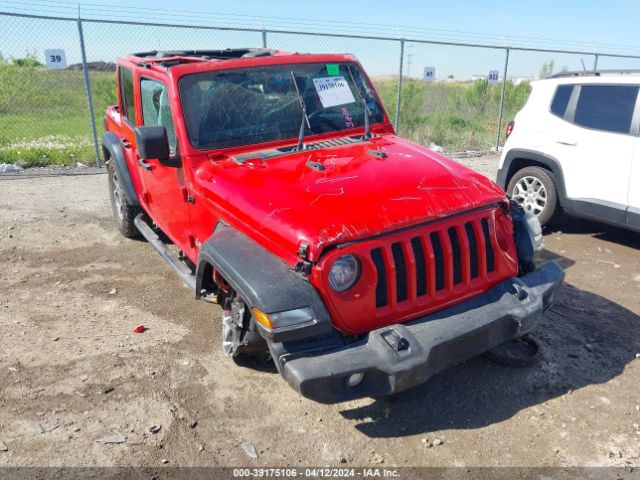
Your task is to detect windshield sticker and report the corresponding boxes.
[312,76,356,108]
[341,107,354,128]
[326,63,340,76]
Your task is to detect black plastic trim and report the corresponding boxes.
[567,198,630,229]
[102,132,139,207]
[627,207,640,230]
[510,203,542,274]
[280,260,564,403]
[196,227,334,342]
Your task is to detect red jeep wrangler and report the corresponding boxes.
[103,49,564,403]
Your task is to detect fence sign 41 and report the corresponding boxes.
[423,66,435,82]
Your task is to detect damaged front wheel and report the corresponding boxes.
[219,293,268,359]
[221,297,246,358]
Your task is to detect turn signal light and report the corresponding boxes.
[252,307,316,332]
[252,308,273,329]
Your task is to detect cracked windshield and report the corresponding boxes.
[179,62,384,150]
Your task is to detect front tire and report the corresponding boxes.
[507,166,558,226]
[107,161,140,238]
[219,293,267,358]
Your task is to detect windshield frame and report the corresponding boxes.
[175,61,389,153]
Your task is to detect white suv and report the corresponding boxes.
[498,71,640,231]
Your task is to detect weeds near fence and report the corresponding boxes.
[374,77,531,152]
[0,61,115,165]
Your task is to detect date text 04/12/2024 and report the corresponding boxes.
[232,468,401,477]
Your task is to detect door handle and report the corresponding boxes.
[138,158,153,171]
[555,140,577,146]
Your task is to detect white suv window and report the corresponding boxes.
[550,85,573,118]
[574,85,638,134]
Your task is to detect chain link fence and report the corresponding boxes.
[1,10,640,166]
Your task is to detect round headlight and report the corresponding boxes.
[328,254,360,292]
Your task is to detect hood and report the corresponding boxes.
[194,134,507,262]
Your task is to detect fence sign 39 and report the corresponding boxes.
[44,49,67,69]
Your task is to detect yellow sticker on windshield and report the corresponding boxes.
[326,64,340,76]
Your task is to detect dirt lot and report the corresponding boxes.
[1,155,640,469]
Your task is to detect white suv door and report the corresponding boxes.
[558,84,639,212]
[628,143,640,229]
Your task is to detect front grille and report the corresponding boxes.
[410,237,427,297]
[465,222,479,279]
[371,248,388,308]
[481,218,495,273]
[430,232,445,291]
[391,243,408,303]
[448,227,463,285]
[371,215,497,308]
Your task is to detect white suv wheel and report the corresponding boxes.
[506,166,558,226]
[512,176,548,216]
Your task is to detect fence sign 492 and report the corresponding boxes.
[44,49,67,69]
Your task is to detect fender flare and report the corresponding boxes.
[102,132,139,207]
[195,226,333,342]
[497,149,568,208]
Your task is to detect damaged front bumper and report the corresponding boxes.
[275,260,564,403]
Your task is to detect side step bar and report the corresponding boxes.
[133,213,196,291]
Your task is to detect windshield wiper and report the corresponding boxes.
[290,71,311,151]
[347,65,371,140]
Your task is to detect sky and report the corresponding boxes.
[1,0,640,79]
[65,0,640,52]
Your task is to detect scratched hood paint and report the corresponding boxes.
[195,135,507,262]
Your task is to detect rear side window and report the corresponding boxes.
[550,85,573,117]
[574,85,638,134]
[119,67,136,123]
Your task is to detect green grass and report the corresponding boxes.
[0,63,531,166]
[0,65,115,165]
[374,77,532,152]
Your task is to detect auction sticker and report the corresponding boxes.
[313,76,356,108]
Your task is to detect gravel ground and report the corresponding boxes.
[1,155,639,468]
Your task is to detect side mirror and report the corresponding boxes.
[134,126,182,168]
[134,125,170,161]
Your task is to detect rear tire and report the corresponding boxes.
[507,166,558,226]
[107,161,140,238]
